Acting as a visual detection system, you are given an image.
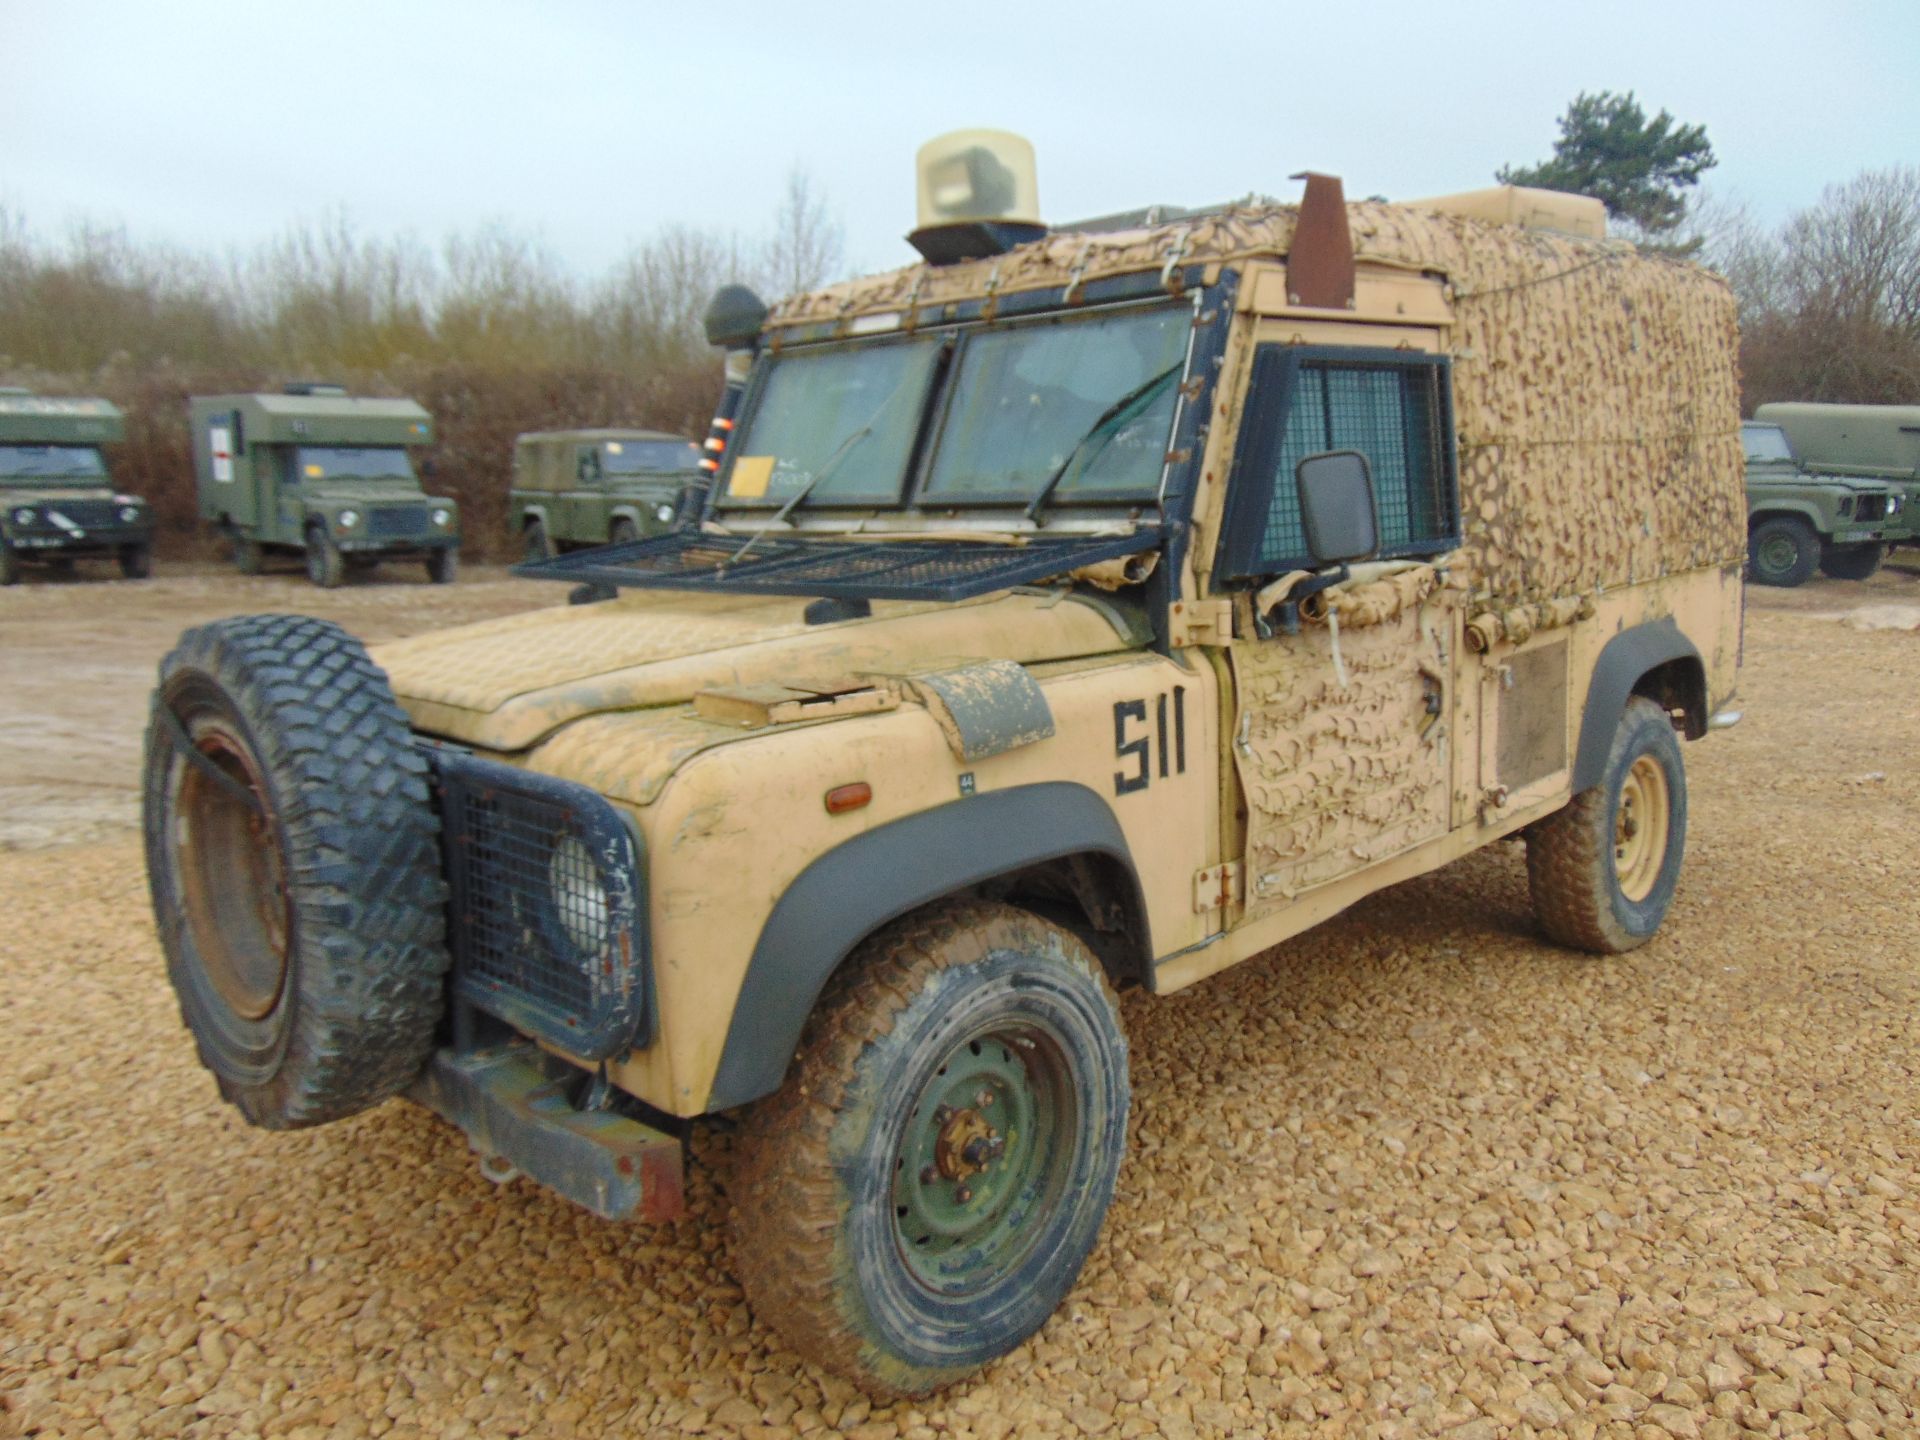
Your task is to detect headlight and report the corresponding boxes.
[12,507,34,525]
[431,508,452,527]
[119,506,141,523]
[548,833,609,951]
[655,503,676,524]
[336,509,360,529]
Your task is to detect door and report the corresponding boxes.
[1212,342,1463,916]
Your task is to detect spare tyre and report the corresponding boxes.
[142,613,449,1129]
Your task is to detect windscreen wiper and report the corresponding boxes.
[727,340,951,566]
[1024,362,1183,524]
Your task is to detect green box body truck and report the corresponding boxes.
[511,428,704,560]
[0,390,153,586]
[1755,402,1920,561]
[189,386,460,587]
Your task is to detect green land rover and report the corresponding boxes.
[0,389,153,585]
[1742,419,1900,585]
[512,428,705,560]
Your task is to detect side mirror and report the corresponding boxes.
[1296,450,1377,567]
[703,284,770,351]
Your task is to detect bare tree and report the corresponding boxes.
[761,165,846,296]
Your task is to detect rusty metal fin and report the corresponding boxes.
[1287,171,1356,310]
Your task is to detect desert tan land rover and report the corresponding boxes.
[142,132,1744,1395]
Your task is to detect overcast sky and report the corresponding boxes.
[5,0,1916,282]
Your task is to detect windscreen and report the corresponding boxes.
[1741,424,1795,463]
[721,336,945,507]
[0,445,107,482]
[294,446,417,483]
[602,439,701,474]
[923,305,1188,502]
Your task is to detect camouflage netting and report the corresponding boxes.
[773,203,1747,608]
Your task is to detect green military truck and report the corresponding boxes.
[0,389,153,585]
[512,428,704,560]
[1741,419,1901,585]
[1755,402,1920,564]
[190,385,460,587]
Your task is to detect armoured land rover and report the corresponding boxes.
[512,427,705,560]
[142,132,1745,1396]
[0,389,153,585]
[189,385,460,586]
[1741,417,1901,585]
[1755,401,1920,565]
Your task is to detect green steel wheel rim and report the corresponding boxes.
[1758,532,1798,577]
[889,1021,1076,1295]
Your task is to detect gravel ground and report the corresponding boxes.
[3,567,1919,1439]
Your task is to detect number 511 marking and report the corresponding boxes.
[1114,687,1187,795]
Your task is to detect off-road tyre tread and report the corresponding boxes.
[1819,542,1883,582]
[305,525,344,588]
[731,900,1124,1397]
[426,547,457,585]
[1525,696,1685,955]
[143,613,448,1128]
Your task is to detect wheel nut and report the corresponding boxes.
[920,1166,936,1185]
[955,1185,972,1204]
[934,1105,953,1124]
[976,1088,994,1107]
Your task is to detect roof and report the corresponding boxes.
[190,392,433,446]
[0,394,124,444]
[516,428,694,446]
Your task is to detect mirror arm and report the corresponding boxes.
[1254,563,1349,638]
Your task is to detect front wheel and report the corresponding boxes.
[305,527,344,588]
[732,901,1130,1397]
[0,540,17,586]
[1526,695,1688,954]
[425,548,457,585]
[1820,541,1884,582]
[1748,516,1818,587]
[609,518,639,547]
[120,542,152,579]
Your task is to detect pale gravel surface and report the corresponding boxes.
[3,567,1919,1439]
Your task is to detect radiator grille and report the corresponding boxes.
[428,747,649,1058]
[368,504,429,538]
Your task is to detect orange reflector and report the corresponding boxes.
[715,417,735,431]
[704,437,725,452]
[824,782,872,814]
[699,459,718,473]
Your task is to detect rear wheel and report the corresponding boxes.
[425,547,457,585]
[142,614,449,1128]
[119,541,152,579]
[304,526,344,588]
[1748,516,1818,587]
[523,518,553,562]
[232,537,264,576]
[1526,696,1688,954]
[1819,541,1884,582]
[733,901,1129,1396]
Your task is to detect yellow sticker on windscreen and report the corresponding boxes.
[304,464,324,478]
[730,455,774,499]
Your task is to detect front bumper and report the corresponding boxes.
[409,1044,683,1221]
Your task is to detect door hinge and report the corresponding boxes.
[1193,861,1243,913]
[1169,597,1234,648]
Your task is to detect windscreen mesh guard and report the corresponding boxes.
[427,747,649,1060]
[512,527,1162,603]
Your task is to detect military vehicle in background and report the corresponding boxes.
[1741,418,1901,585]
[1755,402,1920,565]
[510,428,704,560]
[143,131,1745,1395]
[189,385,460,587]
[0,389,152,586]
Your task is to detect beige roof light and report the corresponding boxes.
[909,129,1047,265]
